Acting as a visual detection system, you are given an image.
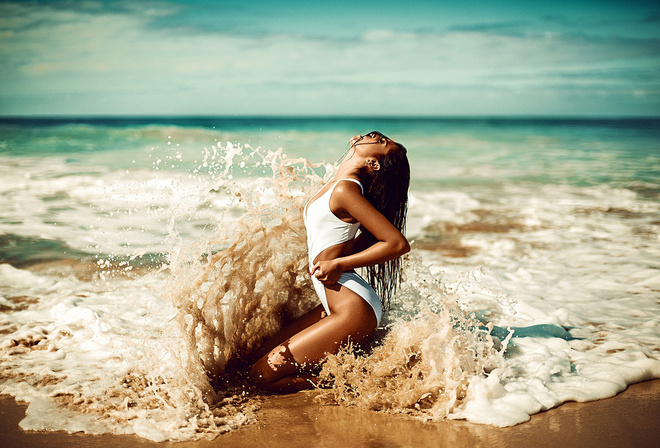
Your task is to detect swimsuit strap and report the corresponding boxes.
[335,178,364,194]
[304,178,364,219]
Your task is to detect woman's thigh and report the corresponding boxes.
[251,284,377,383]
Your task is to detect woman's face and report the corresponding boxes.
[349,131,395,159]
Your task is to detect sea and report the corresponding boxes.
[0,116,659,441]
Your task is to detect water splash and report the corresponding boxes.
[163,146,327,399]
[161,142,504,428]
[0,140,505,441]
[316,255,504,420]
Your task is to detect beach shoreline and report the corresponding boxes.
[1,379,658,448]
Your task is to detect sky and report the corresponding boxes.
[1,0,659,117]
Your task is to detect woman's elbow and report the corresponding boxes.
[395,236,410,257]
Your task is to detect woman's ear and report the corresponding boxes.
[367,158,380,171]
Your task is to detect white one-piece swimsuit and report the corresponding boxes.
[303,178,383,325]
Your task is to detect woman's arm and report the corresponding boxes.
[311,181,410,284]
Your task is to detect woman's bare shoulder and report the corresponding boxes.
[332,178,363,196]
[329,178,368,216]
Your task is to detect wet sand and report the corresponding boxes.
[1,379,658,448]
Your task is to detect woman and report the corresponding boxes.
[249,131,410,392]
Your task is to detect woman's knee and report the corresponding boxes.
[248,360,269,388]
[249,344,296,388]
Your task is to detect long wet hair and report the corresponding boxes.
[360,135,410,310]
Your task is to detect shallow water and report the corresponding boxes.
[0,117,659,440]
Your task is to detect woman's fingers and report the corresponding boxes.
[311,261,336,284]
[311,263,325,281]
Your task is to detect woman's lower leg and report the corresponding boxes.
[249,287,377,392]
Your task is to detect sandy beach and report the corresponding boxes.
[1,379,658,448]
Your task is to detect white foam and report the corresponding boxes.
[1,133,658,439]
[411,179,660,426]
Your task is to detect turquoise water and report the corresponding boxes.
[2,117,658,181]
[0,117,658,262]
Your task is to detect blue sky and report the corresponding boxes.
[1,0,659,116]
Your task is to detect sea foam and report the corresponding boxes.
[1,136,659,441]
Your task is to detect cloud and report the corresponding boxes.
[1,1,659,116]
[448,20,532,35]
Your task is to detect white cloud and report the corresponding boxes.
[0,2,658,115]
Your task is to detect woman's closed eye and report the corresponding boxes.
[366,131,388,143]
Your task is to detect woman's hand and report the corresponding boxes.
[311,259,343,284]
